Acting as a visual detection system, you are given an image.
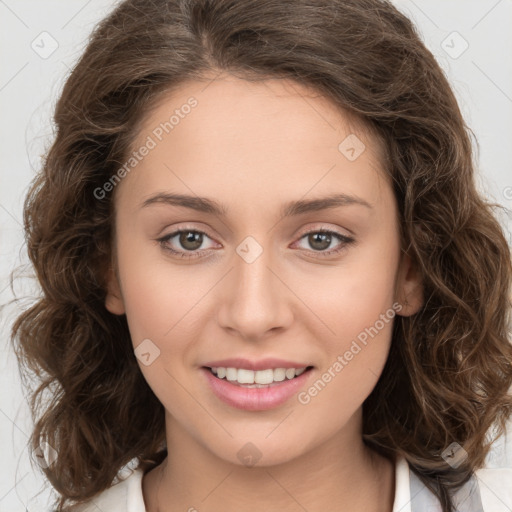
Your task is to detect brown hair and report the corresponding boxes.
[11,0,512,511]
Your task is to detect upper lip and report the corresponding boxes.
[202,358,313,371]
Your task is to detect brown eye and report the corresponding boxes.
[307,232,333,251]
[295,229,355,257]
[157,229,218,259]
[178,231,204,251]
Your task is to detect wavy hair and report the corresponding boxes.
[11,0,512,511]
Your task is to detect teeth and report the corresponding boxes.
[226,367,238,381]
[209,366,308,385]
[285,368,295,379]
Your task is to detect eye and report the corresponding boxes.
[157,226,356,260]
[293,228,355,257]
[157,228,219,259]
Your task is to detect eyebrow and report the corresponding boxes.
[141,192,373,217]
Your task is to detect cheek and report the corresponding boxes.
[296,236,399,399]
[298,233,399,342]
[116,241,206,414]
[115,231,207,346]
[297,285,397,425]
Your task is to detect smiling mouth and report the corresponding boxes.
[203,365,314,388]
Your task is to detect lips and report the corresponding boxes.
[201,366,314,410]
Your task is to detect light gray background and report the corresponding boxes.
[1,1,511,510]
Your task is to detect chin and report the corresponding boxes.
[208,434,309,469]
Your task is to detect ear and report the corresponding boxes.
[394,251,423,317]
[105,265,126,315]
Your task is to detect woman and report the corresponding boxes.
[11,1,512,511]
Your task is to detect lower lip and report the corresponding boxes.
[201,367,313,411]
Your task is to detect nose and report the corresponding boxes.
[216,239,294,342]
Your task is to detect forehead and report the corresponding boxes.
[133,74,385,159]
[119,75,391,216]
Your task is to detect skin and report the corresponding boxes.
[105,74,423,512]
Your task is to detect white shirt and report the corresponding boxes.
[75,420,512,512]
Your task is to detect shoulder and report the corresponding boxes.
[474,415,512,511]
[393,415,512,512]
[72,459,147,512]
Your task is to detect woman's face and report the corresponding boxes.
[106,74,422,466]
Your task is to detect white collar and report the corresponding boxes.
[393,455,412,512]
[80,437,512,512]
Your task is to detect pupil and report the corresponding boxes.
[310,232,331,251]
[180,231,202,250]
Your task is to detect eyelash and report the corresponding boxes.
[156,226,355,260]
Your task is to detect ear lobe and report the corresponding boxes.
[105,265,126,315]
[395,251,423,317]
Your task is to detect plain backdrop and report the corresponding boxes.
[1,1,511,510]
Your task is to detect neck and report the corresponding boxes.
[143,411,395,512]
